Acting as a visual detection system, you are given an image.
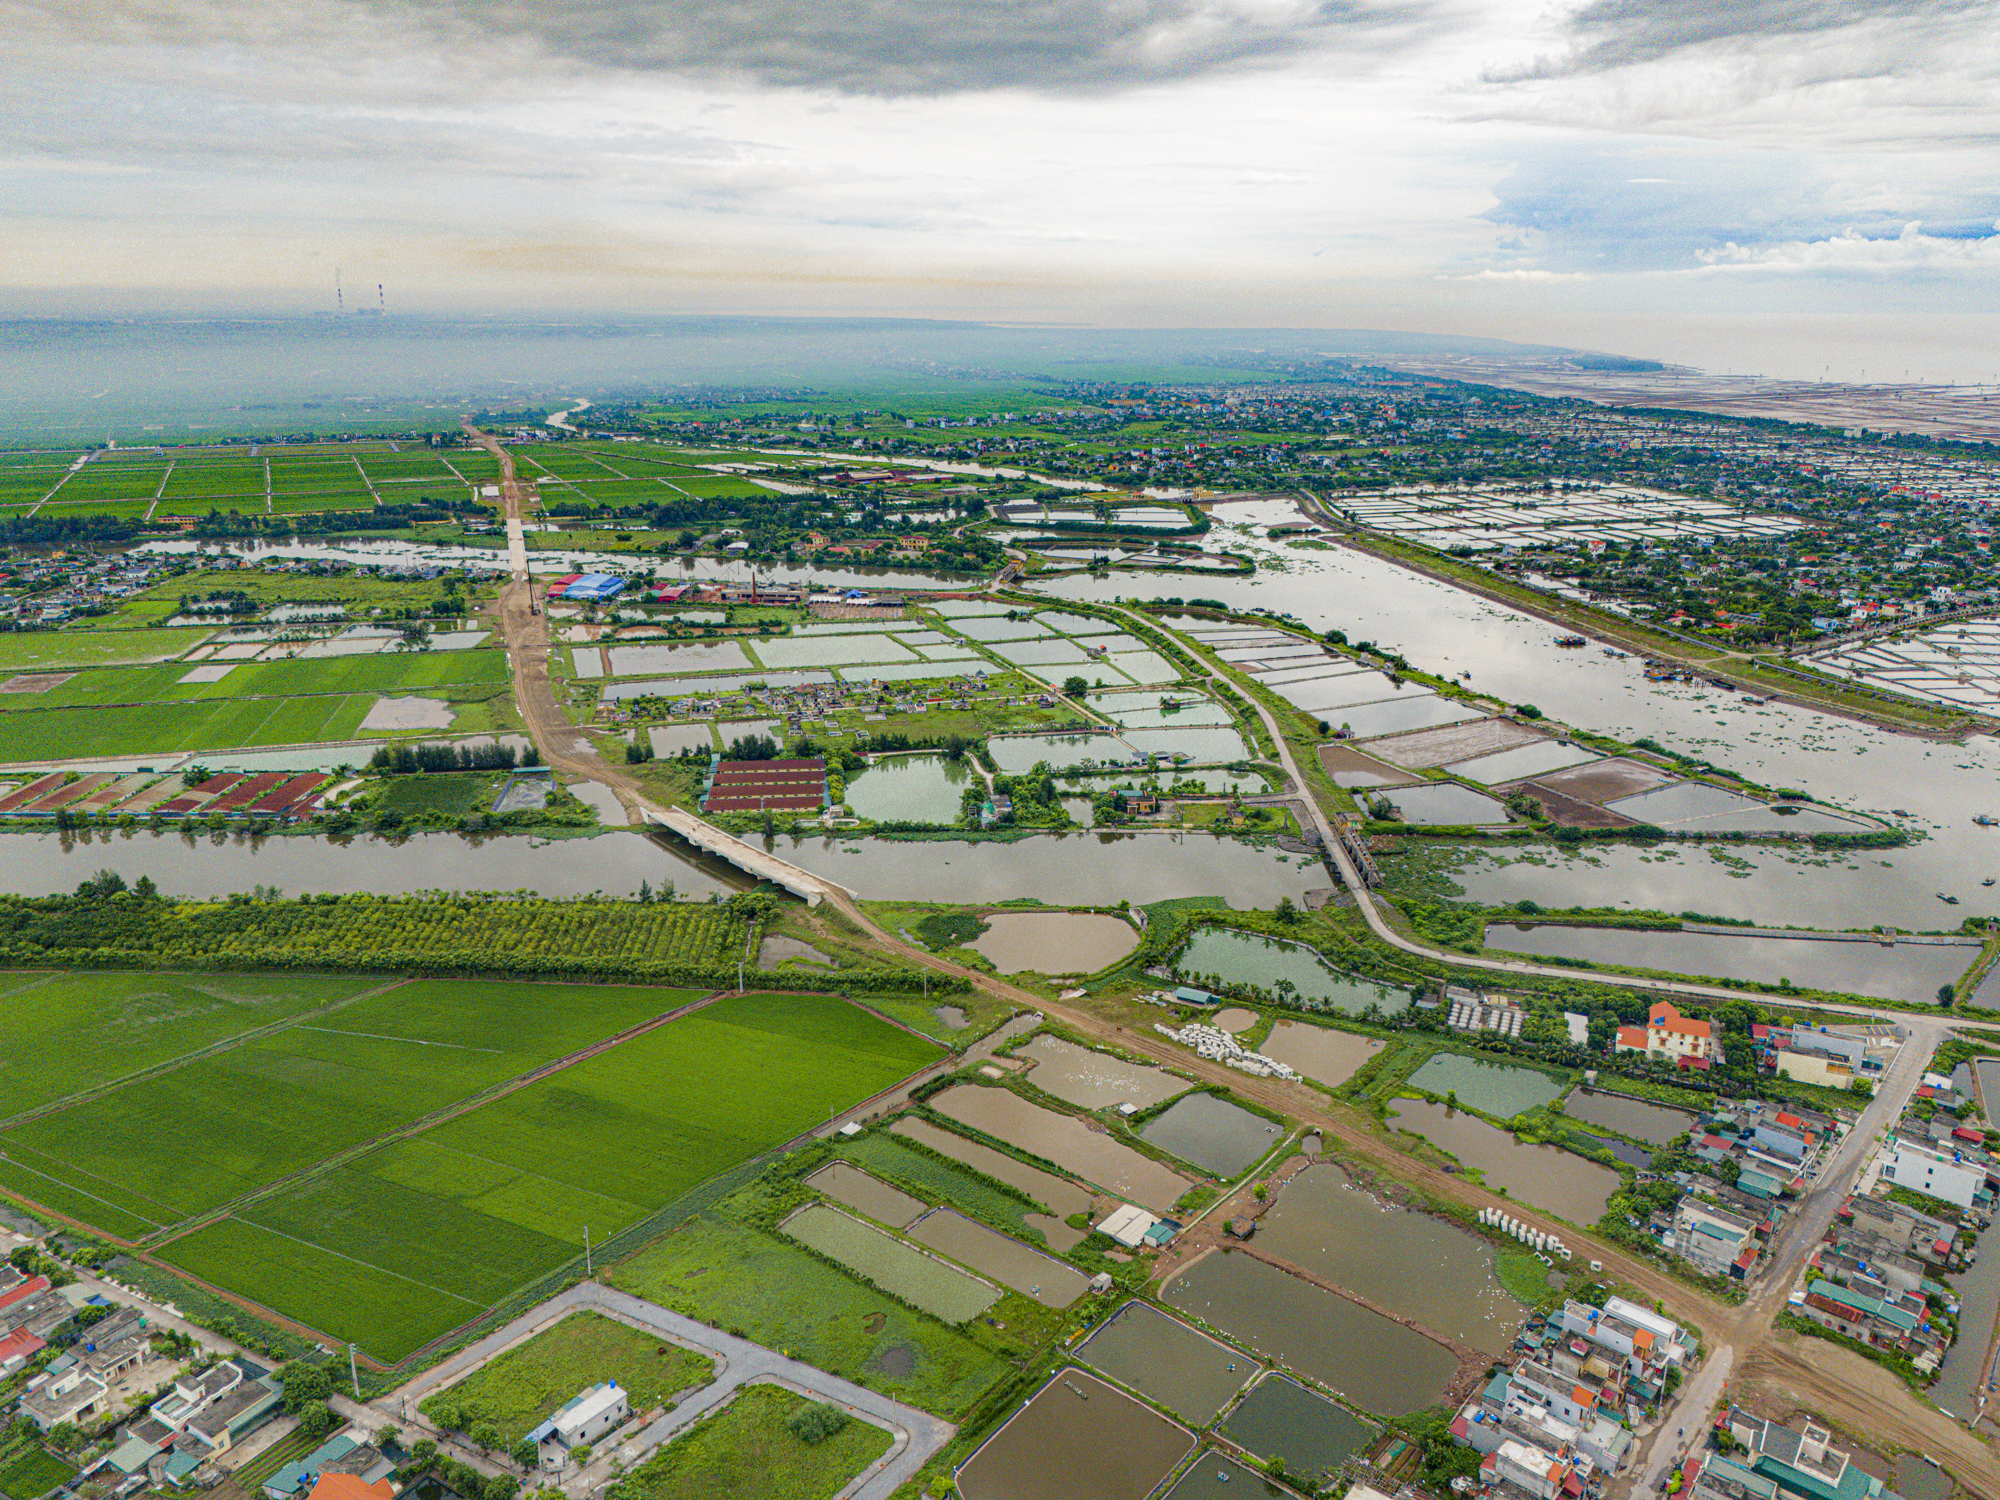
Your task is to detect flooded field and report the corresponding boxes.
[781,1203,999,1323]
[1259,1022,1384,1087]
[1221,1375,1374,1482]
[805,1162,926,1228]
[786,831,1316,907]
[970,912,1140,974]
[1391,1099,1619,1225]
[1405,1053,1565,1118]
[844,753,971,823]
[955,1369,1194,1500]
[1174,927,1411,1014]
[1015,1035,1189,1111]
[1075,1301,1252,1423]
[1139,1093,1281,1177]
[1163,1251,1457,1415]
[888,1117,1096,1223]
[1608,781,1874,835]
[908,1208,1090,1308]
[1258,1165,1526,1355]
[1564,1090,1701,1147]
[929,1084,1192,1213]
[1485,923,1976,1005]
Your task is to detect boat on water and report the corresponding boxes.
[1977,815,1999,827]
[1939,893,1961,905]
[1555,635,1586,648]
[1985,879,1996,887]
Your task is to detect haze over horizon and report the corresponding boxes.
[7,0,1999,383]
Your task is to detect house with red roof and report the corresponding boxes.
[1614,1001,1719,1070]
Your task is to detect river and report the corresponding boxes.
[1031,515,2000,911]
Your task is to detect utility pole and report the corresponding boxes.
[585,1226,592,1277]
[348,1342,359,1399]
[737,960,744,995]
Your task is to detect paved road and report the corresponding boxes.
[387,1282,954,1500]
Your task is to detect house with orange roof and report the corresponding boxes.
[1613,1000,1719,1070]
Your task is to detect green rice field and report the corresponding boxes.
[0,695,379,761]
[150,991,940,1361]
[614,1384,889,1500]
[1,649,508,712]
[0,971,379,1119]
[4,979,706,1231]
[0,629,213,672]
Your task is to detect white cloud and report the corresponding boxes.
[1695,220,2000,273]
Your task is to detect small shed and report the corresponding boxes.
[1174,986,1218,1007]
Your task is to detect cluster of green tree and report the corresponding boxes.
[368,741,532,773]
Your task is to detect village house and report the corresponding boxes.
[1614,1001,1720,1069]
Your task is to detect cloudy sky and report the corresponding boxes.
[6,0,1998,377]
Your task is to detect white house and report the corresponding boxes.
[1882,1139,1988,1210]
[1614,1001,1720,1070]
[526,1383,629,1470]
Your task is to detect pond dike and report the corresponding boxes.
[1681,922,1973,946]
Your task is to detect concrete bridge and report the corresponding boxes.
[640,804,854,905]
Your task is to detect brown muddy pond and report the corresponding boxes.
[1075,1300,1253,1424]
[955,1368,1194,1500]
[1221,1375,1374,1481]
[907,1208,1091,1308]
[1163,1250,1456,1416]
[1391,1098,1618,1225]
[1563,1090,1701,1147]
[1258,1165,1524,1355]
[970,912,1140,975]
[806,1162,926,1228]
[887,1116,1095,1232]
[1015,1034,1189,1111]
[1259,1022,1383,1087]
[930,1084,1193,1213]
[1138,1093,1281,1178]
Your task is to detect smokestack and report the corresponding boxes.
[336,271,344,315]
[378,283,385,316]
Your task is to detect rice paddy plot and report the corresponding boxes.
[4,979,705,1229]
[0,971,379,1118]
[782,1203,999,1323]
[157,992,940,1357]
[905,1208,1089,1308]
[156,1217,477,1360]
[0,694,377,762]
[0,629,212,672]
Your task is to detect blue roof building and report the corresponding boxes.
[565,574,627,602]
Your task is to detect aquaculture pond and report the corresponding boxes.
[804,1162,926,1228]
[1138,1093,1281,1177]
[1257,1165,1525,1355]
[1390,1099,1619,1225]
[1014,1035,1187,1111]
[1173,928,1410,1014]
[1221,1376,1375,1482]
[1563,1090,1701,1147]
[1162,1454,1274,1500]
[1404,1053,1565,1118]
[1163,1250,1457,1416]
[1376,782,1510,826]
[955,1369,1193,1500]
[1484,924,1976,1005]
[1258,1023,1384,1087]
[987,733,1126,773]
[780,1203,998,1323]
[887,1118,1095,1223]
[843,753,970,824]
[929,1084,1192,1213]
[969,912,1139,975]
[907,1208,1090,1309]
[1075,1301,1253,1423]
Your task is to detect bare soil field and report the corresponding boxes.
[1532,755,1674,804]
[1371,718,1540,769]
